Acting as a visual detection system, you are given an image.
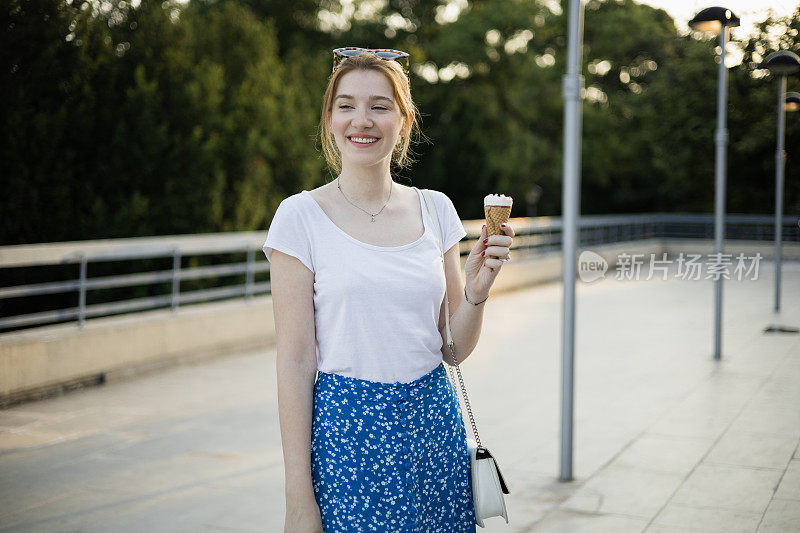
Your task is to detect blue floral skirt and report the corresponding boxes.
[311,362,476,532]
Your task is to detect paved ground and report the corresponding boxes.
[1,259,799,532]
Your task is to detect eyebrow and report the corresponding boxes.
[334,94,394,104]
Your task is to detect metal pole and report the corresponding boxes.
[560,0,584,482]
[774,74,786,312]
[78,254,87,328]
[245,247,255,299]
[171,248,181,312]
[712,26,729,361]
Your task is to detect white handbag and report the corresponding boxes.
[421,189,510,528]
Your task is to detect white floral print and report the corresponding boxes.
[311,362,476,532]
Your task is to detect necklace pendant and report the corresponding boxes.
[371,215,376,222]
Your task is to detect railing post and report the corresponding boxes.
[78,253,87,328]
[171,248,181,312]
[245,247,254,299]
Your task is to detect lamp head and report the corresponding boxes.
[763,51,800,77]
[688,7,740,35]
[786,92,800,112]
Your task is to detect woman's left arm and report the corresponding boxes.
[439,223,515,365]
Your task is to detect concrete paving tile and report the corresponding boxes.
[727,404,800,439]
[727,334,798,359]
[0,487,136,532]
[748,388,800,412]
[773,352,800,372]
[528,509,648,532]
[478,516,530,533]
[506,443,562,480]
[705,430,797,470]
[203,452,283,484]
[0,412,45,428]
[774,459,800,501]
[492,502,555,533]
[8,395,110,415]
[560,465,684,519]
[82,452,271,495]
[768,353,800,375]
[756,498,800,532]
[33,406,144,434]
[495,475,580,532]
[570,428,650,480]
[748,369,800,403]
[101,409,276,462]
[197,485,280,533]
[646,407,734,440]
[0,445,125,519]
[642,525,705,533]
[611,434,711,475]
[718,352,787,378]
[684,373,765,403]
[74,484,239,533]
[0,427,84,451]
[669,463,784,514]
[651,502,762,532]
[641,375,756,443]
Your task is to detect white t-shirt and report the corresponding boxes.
[262,186,467,384]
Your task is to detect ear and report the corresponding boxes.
[405,111,414,134]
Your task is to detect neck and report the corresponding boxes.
[337,163,394,206]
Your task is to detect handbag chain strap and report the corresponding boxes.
[420,189,482,448]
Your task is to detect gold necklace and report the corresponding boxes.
[336,177,393,222]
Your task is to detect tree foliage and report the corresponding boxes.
[3,0,325,242]
[2,0,799,244]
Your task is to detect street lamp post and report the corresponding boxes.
[786,92,800,113]
[560,0,585,483]
[688,7,740,361]
[763,51,800,315]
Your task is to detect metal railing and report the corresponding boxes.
[1,213,798,333]
[496,213,798,256]
[0,233,268,331]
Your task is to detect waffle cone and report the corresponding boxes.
[484,205,512,236]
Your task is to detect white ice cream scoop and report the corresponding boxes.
[484,194,513,208]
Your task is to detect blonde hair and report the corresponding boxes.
[319,51,424,174]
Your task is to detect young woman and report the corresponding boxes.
[263,48,514,532]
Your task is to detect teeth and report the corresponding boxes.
[350,137,377,144]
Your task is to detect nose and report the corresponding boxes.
[352,106,373,128]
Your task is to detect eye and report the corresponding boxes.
[337,104,389,111]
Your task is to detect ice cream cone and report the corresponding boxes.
[484,194,513,236]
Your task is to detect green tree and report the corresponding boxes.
[2,0,326,243]
[4,0,799,246]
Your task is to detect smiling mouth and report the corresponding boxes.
[348,136,380,145]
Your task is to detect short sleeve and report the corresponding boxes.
[438,191,467,254]
[262,198,315,274]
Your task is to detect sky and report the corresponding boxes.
[634,0,798,66]
[636,0,798,39]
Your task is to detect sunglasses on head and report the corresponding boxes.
[332,47,410,77]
